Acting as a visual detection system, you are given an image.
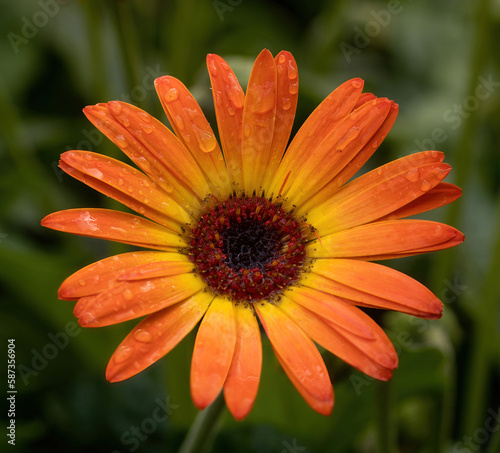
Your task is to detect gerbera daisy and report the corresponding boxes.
[41,49,464,420]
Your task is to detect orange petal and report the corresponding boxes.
[254,302,333,415]
[299,101,399,213]
[83,102,206,210]
[73,272,205,327]
[191,297,237,410]
[207,53,245,187]
[241,49,277,193]
[308,151,450,236]
[269,78,365,197]
[377,182,463,221]
[310,219,465,260]
[155,76,231,198]
[41,208,186,251]
[261,51,299,190]
[279,295,397,380]
[285,286,375,340]
[58,251,191,300]
[106,292,213,382]
[224,303,262,421]
[307,259,443,319]
[284,98,392,207]
[354,92,377,108]
[60,151,190,230]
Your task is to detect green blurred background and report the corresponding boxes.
[1,0,499,452]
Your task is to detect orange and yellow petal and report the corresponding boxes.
[310,219,464,260]
[269,78,365,197]
[261,51,299,189]
[41,208,186,251]
[254,301,334,415]
[283,98,393,208]
[279,295,397,380]
[223,303,262,420]
[58,251,190,300]
[73,271,204,327]
[59,150,191,230]
[240,49,277,193]
[154,76,231,198]
[191,297,237,410]
[308,151,450,236]
[83,102,207,211]
[207,53,245,186]
[106,291,213,382]
[377,182,463,221]
[306,259,443,319]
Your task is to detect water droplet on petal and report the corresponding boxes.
[114,345,134,363]
[164,88,179,103]
[226,86,244,109]
[109,102,123,115]
[115,134,129,149]
[405,168,420,183]
[282,98,291,111]
[138,207,146,214]
[141,122,154,134]
[123,288,134,300]
[134,329,153,343]
[127,186,134,193]
[278,54,286,64]
[351,79,363,89]
[420,180,433,191]
[79,311,96,325]
[243,124,251,138]
[79,279,86,286]
[208,59,218,77]
[195,127,217,153]
[288,82,298,95]
[227,106,235,116]
[174,115,184,131]
[287,62,298,80]
[122,118,131,127]
[117,178,124,186]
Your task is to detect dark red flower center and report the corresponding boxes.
[188,195,310,302]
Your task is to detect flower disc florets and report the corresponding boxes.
[188,194,311,302]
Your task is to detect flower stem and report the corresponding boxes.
[177,392,226,453]
[376,380,396,453]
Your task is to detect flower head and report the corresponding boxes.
[41,49,464,420]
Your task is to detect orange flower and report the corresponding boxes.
[41,49,464,420]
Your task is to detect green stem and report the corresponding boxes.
[376,380,397,453]
[177,392,226,453]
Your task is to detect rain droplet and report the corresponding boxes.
[123,288,134,300]
[288,82,298,95]
[287,62,298,80]
[134,329,153,343]
[79,279,86,286]
[243,124,251,137]
[138,207,146,214]
[109,102,123,115]
[174,115,184,131]
[351,79,363,89]
[405,168,420,183]
[141,122,154,134]
[115,134,129,148]
[226,86,244,109]
[79,311,96,325]
[117,178,124,186]
[164,88,179,103]
[420,180,433,191]
[278,54,286,64]
[114,345,133,363]
[208,59,218,77]
[122,118,131,127]
[195,128,217,153]
[227,106,235,116]
[127,186,134,193]
[282,98,291,111]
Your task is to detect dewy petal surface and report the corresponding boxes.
[41,209,186,251]
[191,297,237,410]
[155,76,231,198]
[224,303,262,420]
[307,259,443,319]
[255,301,334,415]
[310,219,464,260]
[308,151,450,236]
[106,291,213,382]
[59,151,191,231]
[279,295,397,380]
